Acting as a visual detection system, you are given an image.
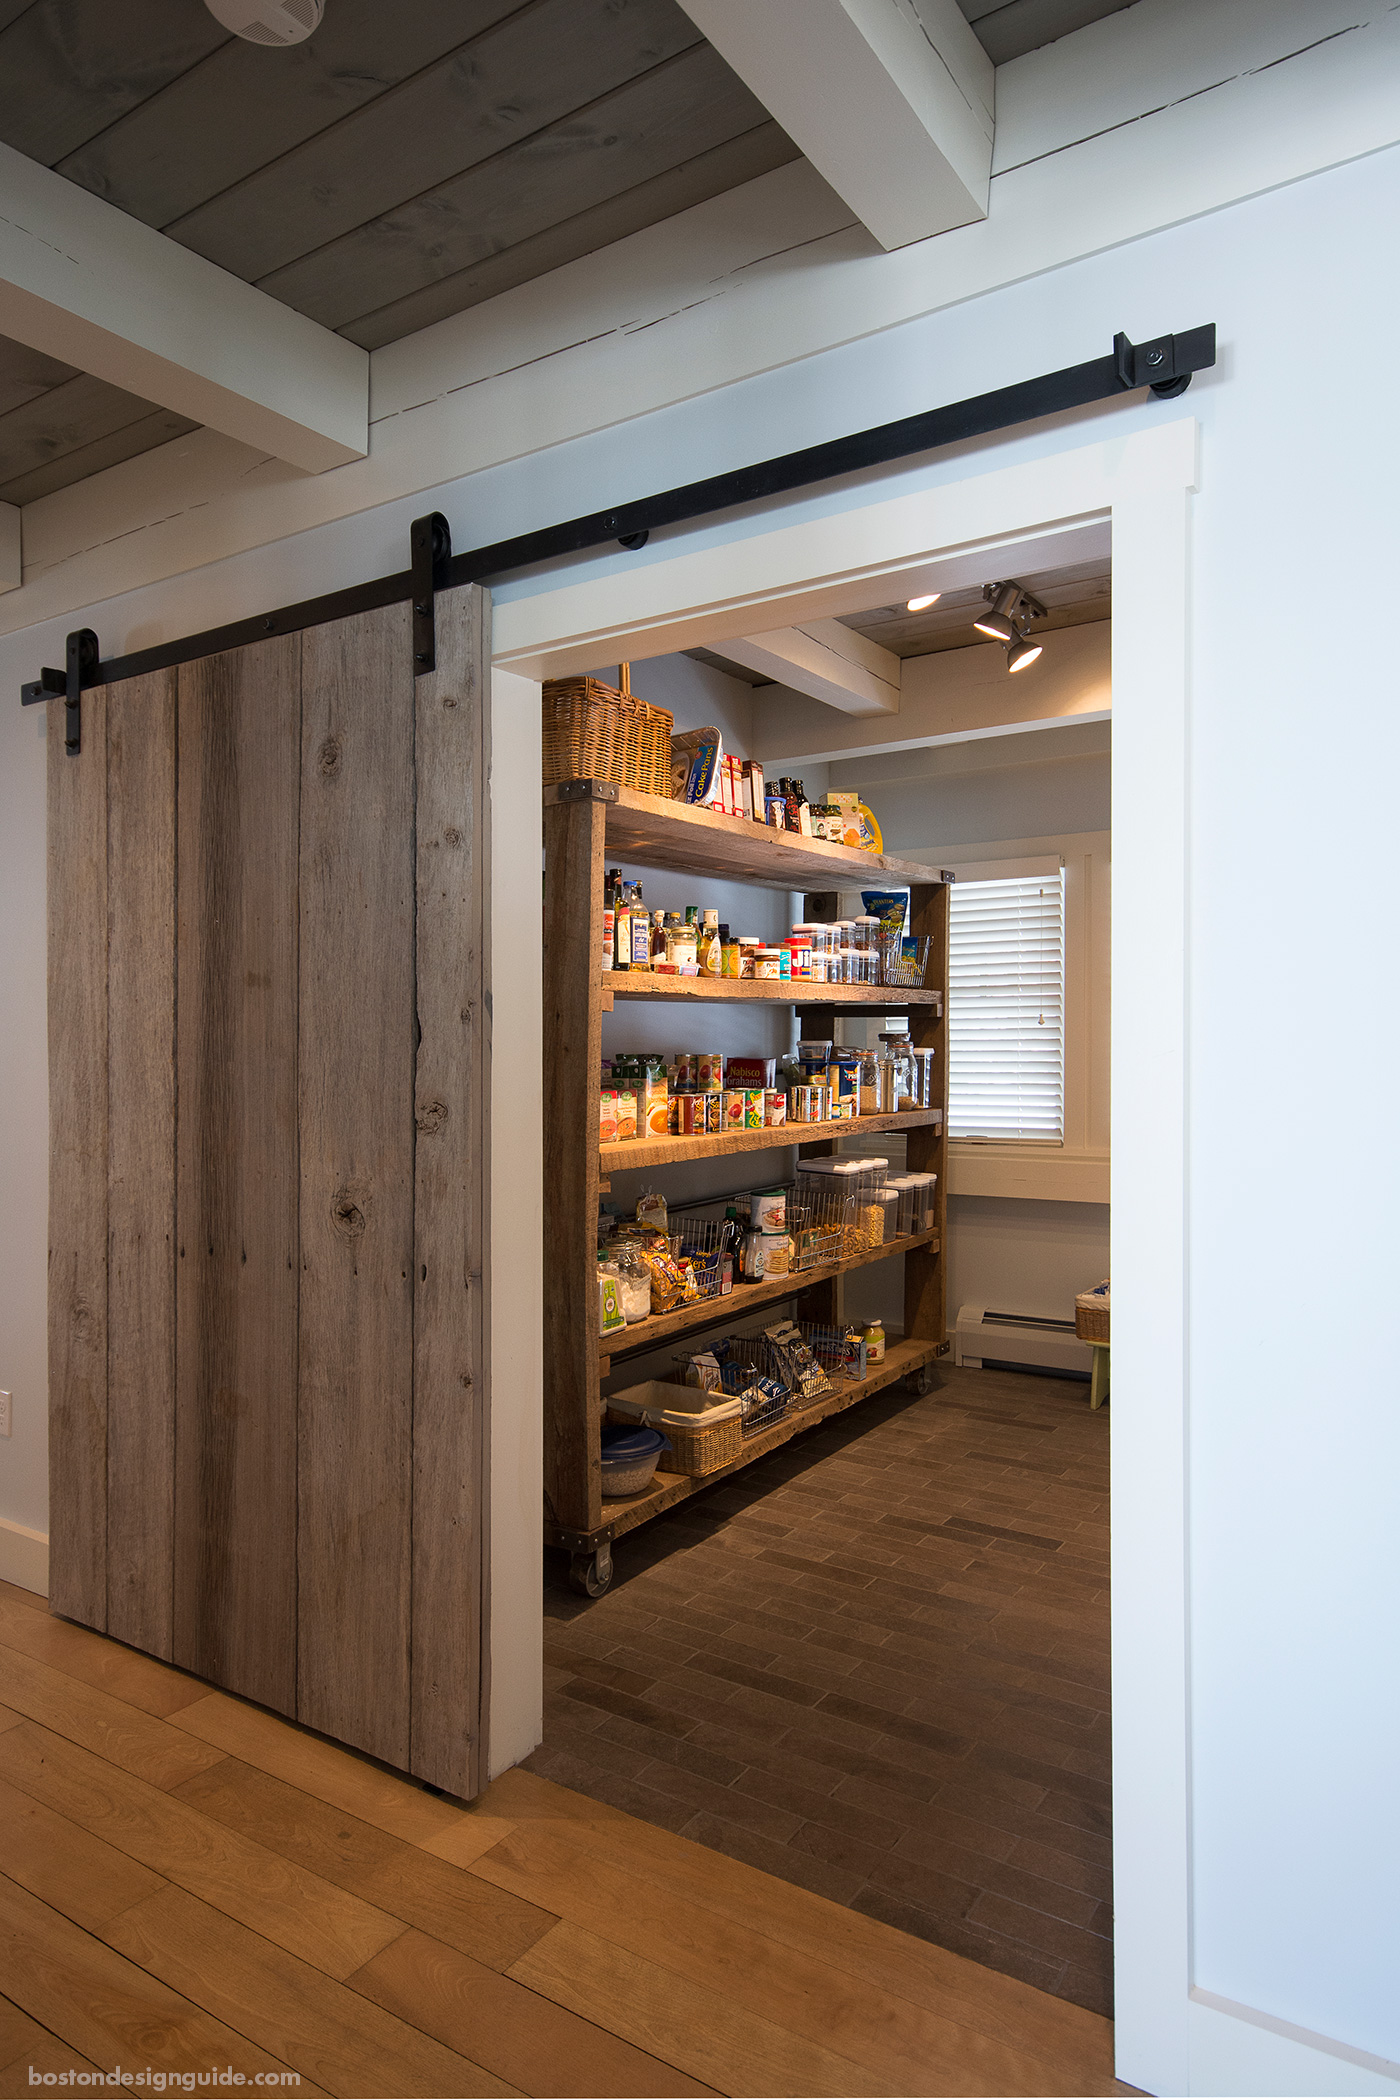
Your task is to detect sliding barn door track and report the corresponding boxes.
[20,324,1214,744]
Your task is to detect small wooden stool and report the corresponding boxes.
[1089,1340,1110,1410]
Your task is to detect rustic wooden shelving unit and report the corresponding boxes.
[543,780,951,1596]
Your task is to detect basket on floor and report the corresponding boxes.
[541,663,673,797]
[1074,1280,1110,1342]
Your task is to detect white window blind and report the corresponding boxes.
[948,870,1065,1141]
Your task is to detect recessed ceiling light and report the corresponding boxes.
[905,593,940,613]
[205,0,324,44]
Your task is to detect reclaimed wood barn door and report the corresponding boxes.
[46,585,490,1797]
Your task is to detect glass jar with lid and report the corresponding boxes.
[855,1048,880,1115]
[879,1031,914,1107]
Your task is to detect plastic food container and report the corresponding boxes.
[888,1174,917,1236]
[907,1171,938,1232]
[599,1424,670,1498]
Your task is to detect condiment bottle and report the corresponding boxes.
[614,884,633,970]
[862,1318,885,1364]
[630,884,651,968]
[699,909,722,976]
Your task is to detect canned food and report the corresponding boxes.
[788,1085,821,1123]
[678,1094,704,1135]
[695,1051,723,1091]
[723,1088,747,1129]
[744,1089,765,1129]
[673,1053,695,1090]
[704,1092,724,1133]
[763,1089,787,1128]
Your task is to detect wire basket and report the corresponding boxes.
[879,932,933,988]
[710,1338,792,1436]
[798,1321,869,1383]
[669,1214,726,1300]
[788,1193,845,1272]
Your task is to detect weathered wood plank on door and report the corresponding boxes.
[106,670,177,1659]
[296,606,416,1767]
[48,687,109,1629]
[410,584,488,1797]
[174,637,300,1713]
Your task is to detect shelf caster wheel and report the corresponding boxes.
[568,1543,613,1599]
[911,1367,934,1397]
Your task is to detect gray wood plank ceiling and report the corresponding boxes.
[0,0,1137,505]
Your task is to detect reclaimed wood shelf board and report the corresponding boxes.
[599,1229,943,1365]
[600,1108,942,1173]
[544,781,943,891]
[603,971,942,1007]
[590,1337,942,1542]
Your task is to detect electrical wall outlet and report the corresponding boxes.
[0,1391,10,1437]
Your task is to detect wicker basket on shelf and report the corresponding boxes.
[541,662,673,796]
[1074,1281,1110,1343]
[605,1381,742,1476]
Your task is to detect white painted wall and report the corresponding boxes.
[2,63,1400,2092]
[831,722,1112,1344]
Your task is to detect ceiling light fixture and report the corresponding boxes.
[205,0,324,45]
[972,579,1048,670]
[905,593,940,612]
[973,581,1023,643]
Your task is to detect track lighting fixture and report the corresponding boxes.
[973,581,1023,643]
[905,593,940,612]
[973,579,1047,671]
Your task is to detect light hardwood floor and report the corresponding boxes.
[0,1578,1134,2098]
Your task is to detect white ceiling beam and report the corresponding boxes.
[0,142,367,474]
[753,621,1110,764]
[677,0,994,249]
[719,617,902,715]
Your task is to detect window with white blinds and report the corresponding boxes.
[947,870,1065,1141]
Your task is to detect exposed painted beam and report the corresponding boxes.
[677,0,993,248]
[0,143,367,474]
[753,621,1111,763]
[719,617,902,714]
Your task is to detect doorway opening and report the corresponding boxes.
[532,545,1114,2014]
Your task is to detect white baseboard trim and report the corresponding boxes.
[1189,1990,1400,2096]
[0,1517,49,1597]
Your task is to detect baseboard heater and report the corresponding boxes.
[954,1306,1091,1377]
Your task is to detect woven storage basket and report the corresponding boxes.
[1074,1281,1110,1343]
[541,663,673,796]
[606,1381,742,1476]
